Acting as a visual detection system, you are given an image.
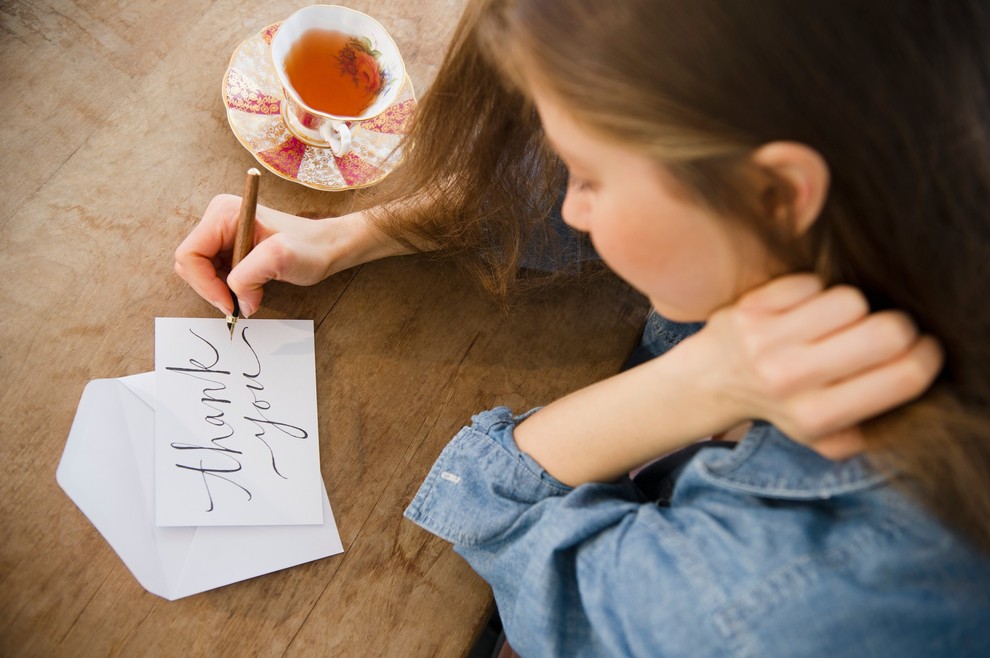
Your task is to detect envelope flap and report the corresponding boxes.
[119,372,156,409]
[56,378,173,598]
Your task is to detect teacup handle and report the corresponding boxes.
[319,121,352,157]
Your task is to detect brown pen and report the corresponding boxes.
[226,167,261,338]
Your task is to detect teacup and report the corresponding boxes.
[271,5,405,156]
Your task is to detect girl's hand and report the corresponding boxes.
[174,195,409,317]
[514,274,942,485]
[695,274,944,457]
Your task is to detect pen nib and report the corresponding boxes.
[226,315,236,340]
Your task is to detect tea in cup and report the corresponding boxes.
[271,5,405,156]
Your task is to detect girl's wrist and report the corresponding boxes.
[316,209,415,274]
[671,330,751,436]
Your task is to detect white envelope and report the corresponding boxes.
[56,373,344,601]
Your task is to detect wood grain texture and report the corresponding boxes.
[0,1,648,656]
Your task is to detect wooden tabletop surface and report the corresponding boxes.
[0,1,646,656]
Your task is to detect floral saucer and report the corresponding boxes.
[222,22,417,191]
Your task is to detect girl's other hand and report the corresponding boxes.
[696,274,943,458]
[174,195,408,318]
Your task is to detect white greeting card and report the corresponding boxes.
[154,318,322,527]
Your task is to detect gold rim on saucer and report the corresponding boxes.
[222,22,416,191]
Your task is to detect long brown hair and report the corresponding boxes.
[367,0,990,553]
[359,0,569,300]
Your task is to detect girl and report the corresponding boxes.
[176,0,990,654]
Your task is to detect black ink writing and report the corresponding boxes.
[240,326,309,480]
[161,324,314,516]
[164,328,250,511]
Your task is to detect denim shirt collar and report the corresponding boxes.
[695,423,890,500]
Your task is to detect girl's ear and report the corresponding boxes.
[751,142,830,236]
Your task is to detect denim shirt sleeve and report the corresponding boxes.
[404,407,571,545]
[404,407,725,658]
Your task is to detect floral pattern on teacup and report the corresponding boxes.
[337,36,393,101]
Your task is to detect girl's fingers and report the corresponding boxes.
[174,256,233,315]
[225,233,309,317]
[718,274,944,448]
[175,195,242,263]
[742,284,870,353]
[769,310,920,391]
[174,195,246,310]
[774,284,870,342]
[791,334,943,438]
[811,428,867,461]
[737,273,823,312]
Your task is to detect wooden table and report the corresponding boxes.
[0,1,647,655]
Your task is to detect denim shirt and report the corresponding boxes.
[405,410,990,657]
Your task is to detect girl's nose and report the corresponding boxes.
[561,184,590,233]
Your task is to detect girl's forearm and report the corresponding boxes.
[513,337,734,486]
